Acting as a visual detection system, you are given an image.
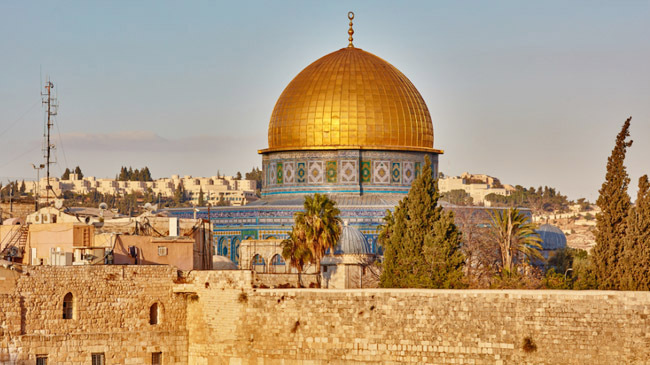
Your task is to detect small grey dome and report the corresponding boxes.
[334,222,371,255]
[212,255,237,270]
[536,224,567,250]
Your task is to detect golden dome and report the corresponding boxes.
[260,47,440,153]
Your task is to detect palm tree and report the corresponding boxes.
[281,229,312,287]
[488,207,544,273]
[293,193,342,285]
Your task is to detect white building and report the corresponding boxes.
[23,174,258,206]
[438,172,514,205]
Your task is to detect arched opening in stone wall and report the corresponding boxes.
[62,292,74,320]
[149,303,159,325]
[252,254,266,273]
[270,254,286,273]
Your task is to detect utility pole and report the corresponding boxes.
[9,182,13,213]
[207,191,213,267]
[32,163,45,210]
[41,80,57,205]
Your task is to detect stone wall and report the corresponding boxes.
[0,203,35,220]
[185,285,650,364]
[252,272,319,288]
[0,265,188,364]
[3,267,650,364]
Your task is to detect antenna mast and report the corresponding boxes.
[41,79,58,204]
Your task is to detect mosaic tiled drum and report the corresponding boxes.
[166,29,443,266]
[261,150,438,197]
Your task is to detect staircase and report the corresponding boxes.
[0,224,29,259]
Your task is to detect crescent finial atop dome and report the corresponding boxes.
[348,11,355,48]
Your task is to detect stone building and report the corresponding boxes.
[438,172,515,205]
[321,222,377,289]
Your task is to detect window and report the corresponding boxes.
[62,292,74,319]
[158,246,168,256]
[152,352,162,365]
[91,353,105,365]
[150,303,159,325]
[270,254,286,273]
[251,254,265,273]
[36,356,47,365]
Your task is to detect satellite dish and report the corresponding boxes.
[99,202,108,210]
[8,246,19,257]
[54,199,63,209]
[143,202,152,210]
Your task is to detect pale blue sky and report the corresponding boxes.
[1,1,649,201]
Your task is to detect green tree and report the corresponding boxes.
[571,250,598,289]
[118,167,128,181]
[542,247,594,289]
[19,180,26,194]
[380,156,466,288]
[141,167,152,181]
[488,208,543,273]
[592,117,633,289]
[235,171,242,180]
[620,175,650,290]
[281,229,313,287]
[441,189,473,206]
[215,195,230,206]
[74,166,83,179]
[485,185,570,213]
[293,193,342,286]
[245,167,263,190]
[61,168,71,180]
[173,181,186,205]
[198,187,205,206]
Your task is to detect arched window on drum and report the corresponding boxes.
[231,237,241,265]
[218,237,229,257]
[270,254,286,273]
[251,254,266,273]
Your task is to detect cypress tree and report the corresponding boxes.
[592,117,633,289]
[380,156,465,288]
[142,167,152,181]
[620,175,650,290]
[61,168,71,180]
[198,187,205,206]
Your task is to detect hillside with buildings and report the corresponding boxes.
[22,173,258,207]
[439,172,515,205]
[439,172,597,251]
